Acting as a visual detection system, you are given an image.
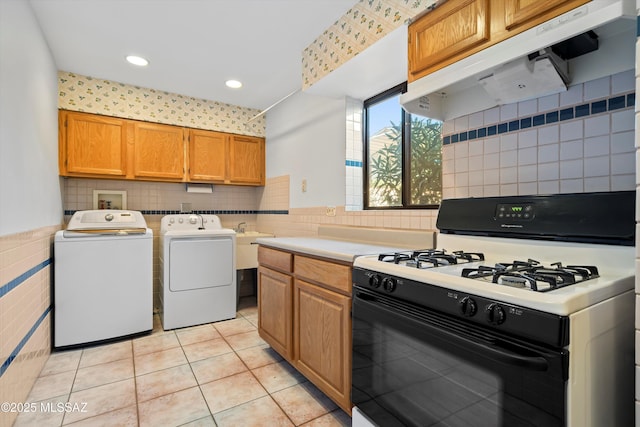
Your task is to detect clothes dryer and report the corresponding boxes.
[160,214,236,330]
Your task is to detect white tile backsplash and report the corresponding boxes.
[518,99,537,116]
[584,135,610,157]
[538,162,559,181]
[585,114,611,137]
[518,164,537,182]
[518,129,537,148]
[584,156,610,177]
[340,70,640,216]
[538,124,560,145]
[612,69,634,94]
[499,167,518,184]
[560,84,583,107]
[518,147,537,165]
[559,140,583,160]
[500,133,518,151]
[560,120,583,141]
[538,144,559,163]
[500,103,518,121]
[612,109,635,132]
[560,178,584,193]
[612,131,634,154]
[612,152,636,174]
[538,93,559,112]
[483,107,500,124]
[584,75,611,101]
[560,159,583,179]
[500,150,518,168]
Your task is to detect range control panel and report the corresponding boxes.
[495,203,535,221]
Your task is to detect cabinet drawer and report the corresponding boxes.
[294,256,351,295]
[258,246,293,273]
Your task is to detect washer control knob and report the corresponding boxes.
[382,277,397,293]
[178,218,184,224]
[169,218,175,224]
[459,296,477,317]
[369,274,382,288]
[189,215,198,224]
[486,303,506,325]
[104,213,114,222]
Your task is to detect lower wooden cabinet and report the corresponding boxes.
[294,279,351,412]
[257,246,353,414]
[257,265,293,360]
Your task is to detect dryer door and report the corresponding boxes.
[169,236,234,291]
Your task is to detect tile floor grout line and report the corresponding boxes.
[17,298,349,426]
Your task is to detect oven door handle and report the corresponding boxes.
[354,292,550,372]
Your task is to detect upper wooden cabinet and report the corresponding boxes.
[59,111,127,177]
[187,130,265,185]
[228,135,265,185]
[409,0,490,82]
[132,121,185,181]
[188,129,227,182]
[58,110,265,186]
[408,0,590,82]
[504,0,582,31]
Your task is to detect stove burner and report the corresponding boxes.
[378,249,485,269]
[462,260,599,292]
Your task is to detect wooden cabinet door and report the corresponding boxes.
[258,266,293,360]
[294,279,351,412]
[61,111,127,177]
[133,121,185,180]
[409,0,489,81]
[188,129,227,182]
[228,135,265,185]
[504,0,584,31]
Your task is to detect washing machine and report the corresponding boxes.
[54,210,153,348]
[160,214,236,330]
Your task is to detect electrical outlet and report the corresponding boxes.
[326,206,336,217]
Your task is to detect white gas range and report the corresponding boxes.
[351,191,635,427]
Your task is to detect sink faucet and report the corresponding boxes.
[235,222,247,233]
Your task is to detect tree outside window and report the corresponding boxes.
[365,84,442,209]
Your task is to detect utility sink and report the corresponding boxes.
[236,231,274,269]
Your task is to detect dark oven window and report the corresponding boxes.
[352,290,568,427]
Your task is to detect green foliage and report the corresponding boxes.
[369,116,442,207]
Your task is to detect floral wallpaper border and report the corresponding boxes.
[58,71,265,137]
[302,0,445,89]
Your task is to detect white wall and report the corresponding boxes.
[265,91,346,208]
[0,0,62,236]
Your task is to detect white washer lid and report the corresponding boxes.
[66,210,148,232]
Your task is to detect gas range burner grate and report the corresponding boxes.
[462,259,600,292]
[378,249,485,269]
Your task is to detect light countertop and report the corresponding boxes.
[255,236,430,263]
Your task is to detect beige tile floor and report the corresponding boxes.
[14,297,351,427]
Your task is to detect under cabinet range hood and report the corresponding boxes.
[401,0,636,121]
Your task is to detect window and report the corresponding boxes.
[364,84,443,209]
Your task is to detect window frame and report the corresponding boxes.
[363,83,441,210]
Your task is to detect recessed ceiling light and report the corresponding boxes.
[126,55,149,66]
[225,79,242,89]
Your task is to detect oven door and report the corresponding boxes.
[352,287,569,427]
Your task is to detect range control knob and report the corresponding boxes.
[486,303,506,325]
[382,277,397,293]
[104,213,114,222]
[459,296,477,317]
[369,274,382,288]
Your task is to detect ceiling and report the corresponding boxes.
[28,0,359,111]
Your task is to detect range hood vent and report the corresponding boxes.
[401,0,635,121]
[477,49,569,105]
